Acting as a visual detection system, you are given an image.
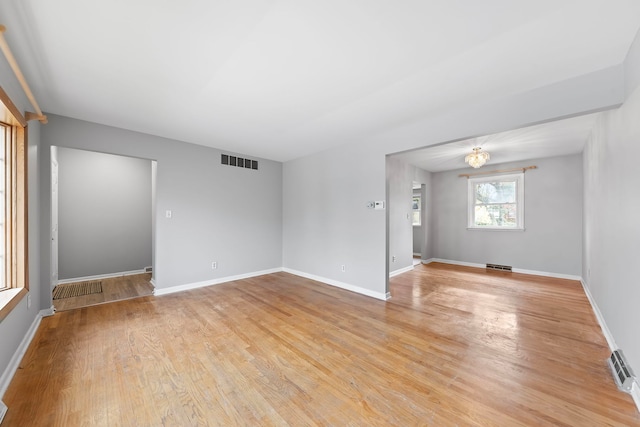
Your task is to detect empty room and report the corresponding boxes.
[0,1,639,425]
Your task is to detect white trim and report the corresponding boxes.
[468,172,524,230]
[428,258,486,269]
[40,306,55,317]
[422,258,435,264]
[425,258,582,281]
[56,269,147,285]
[632,383,640,413]
[579,279,617,352]
[512,268,581,281]
[0,312,44,398]
[0,400,6,424]
[389,265,414,278]
[149,278,156,289]
[283,268,390,301]
[413,252,421,257]
[153,268,283,296]
[580,279,639,413]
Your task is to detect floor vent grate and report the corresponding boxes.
[608,349,636,392]
[486,263,512,272]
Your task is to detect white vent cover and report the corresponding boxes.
[608,349,636,392]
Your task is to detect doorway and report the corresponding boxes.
[51,147,156,311]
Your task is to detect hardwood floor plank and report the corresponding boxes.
[3,263,639,426]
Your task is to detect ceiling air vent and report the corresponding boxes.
[608,349,636,392]
[221,154,258,170]
[486,263,512,272]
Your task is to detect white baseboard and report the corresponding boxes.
[632,384,640,414]
[413,252,421,257]
[56,269,147,285]
[40,306,55,317]
[283,268,390,301]
[512,268,581,281]
[580,279,639,413]
[0,311,44,398]
[389,265,414,278]
[149,278,156,289]
[579,279,617,350]
[425,258,582,281]
[428,258,485,269]
[153,268,283,296]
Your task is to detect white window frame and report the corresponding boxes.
[412,195,421,227]
[467,173,524,230]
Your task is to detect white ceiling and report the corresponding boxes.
[1,1,640,162]
[391,112,600,172]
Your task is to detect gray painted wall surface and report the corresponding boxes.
[583,83,640,382]
[431,155,583,275]
[283,146,387,295]
[40,115,283,292]
[56,148,152,279]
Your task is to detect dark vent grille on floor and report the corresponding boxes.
[486,263,512,272]
[221,154,258,170]
[608,349,636,392]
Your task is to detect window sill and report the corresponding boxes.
[467,227,525,231]
[0,288,28,322]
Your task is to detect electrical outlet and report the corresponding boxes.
[341,265,346,272]
[27,294,31,309]
[211,261,217,269]
[392,256,396,262]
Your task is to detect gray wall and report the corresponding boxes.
[431,155,583,275]
[583,71,640,380]
[56,147,152,279]
[40,115,283,292]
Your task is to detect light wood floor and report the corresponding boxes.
[52,273,154,312]
[4,263,639,426]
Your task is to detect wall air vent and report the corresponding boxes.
[486,263,512,272]
[608,349,636,392]
[221,154,258,170]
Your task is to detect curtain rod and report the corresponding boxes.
[0,25,47,124]
[458,165,537,178]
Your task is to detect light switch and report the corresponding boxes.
[166,210,172,219]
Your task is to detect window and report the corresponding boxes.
[0,86,29,321]
[468,173,524,230]
[412,195,421,226]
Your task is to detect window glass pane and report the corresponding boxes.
[412,211,421,226]
[474,204,517,227]
[475,181,516,204]
[412,197,420,210]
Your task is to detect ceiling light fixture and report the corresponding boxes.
[465,147,490,168]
